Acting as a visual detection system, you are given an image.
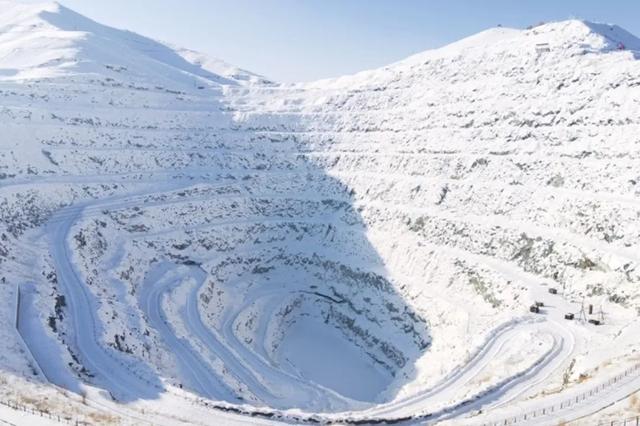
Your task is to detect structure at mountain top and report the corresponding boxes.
[0,1,639,424]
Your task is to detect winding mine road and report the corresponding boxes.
[16,184,639,425]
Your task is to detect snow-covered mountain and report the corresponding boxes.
[1,1,639,424]
[0,1,267,84]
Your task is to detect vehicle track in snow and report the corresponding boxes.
[137,263,239,401]
[27,182,582,422]
[12,140,634,424]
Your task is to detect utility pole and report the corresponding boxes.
[578,297,587,323]
[598,304,605,324]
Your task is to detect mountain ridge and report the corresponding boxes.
[0,0,267,85]
[2,1,640,86]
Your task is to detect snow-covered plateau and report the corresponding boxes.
[0,1,639,425]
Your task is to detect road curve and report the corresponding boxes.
[22,185,634,425]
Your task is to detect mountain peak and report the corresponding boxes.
[527,19,640,52]
[0,0,64,27]
[426,19,640,60]
[0,0,268,86]
[304,18,639,91]
[0,0,61,14]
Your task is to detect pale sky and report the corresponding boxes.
[18,0,640,82]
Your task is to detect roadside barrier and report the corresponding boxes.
[482,363,640,426]
[0,399,84,425]
[598,415,640,426]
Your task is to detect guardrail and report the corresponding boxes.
[0,399,85,425]
[598,415,640,426]
[482,363,640,426]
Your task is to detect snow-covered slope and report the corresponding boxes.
[0,1,267,85]
[1,2,639,424]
